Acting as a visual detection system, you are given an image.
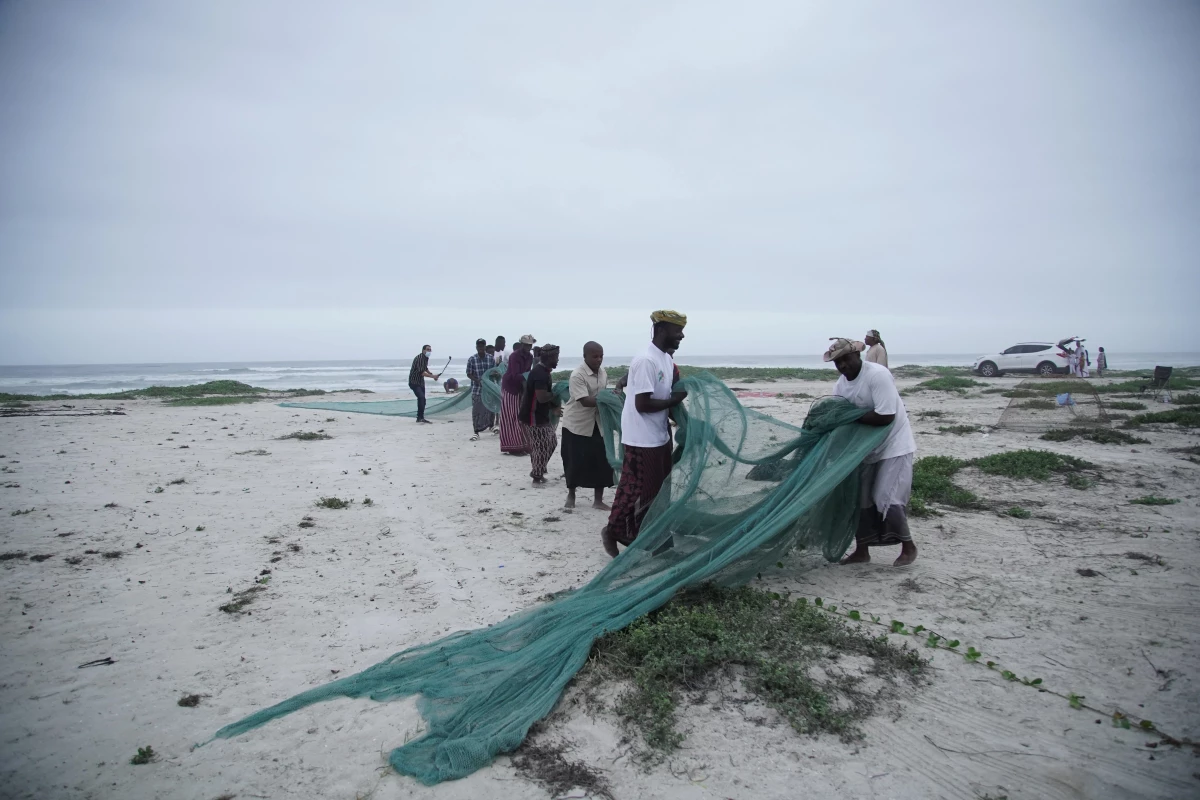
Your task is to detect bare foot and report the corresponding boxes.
[592,501,612,511]
[600,525,619,557]
[839,547,870,565]
[564,492,576,509]
[893,542,918,567]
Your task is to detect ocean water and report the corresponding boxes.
[1,353,1196,396]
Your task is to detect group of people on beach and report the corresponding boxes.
[1057,337,1108,377]
[408,316,919,566]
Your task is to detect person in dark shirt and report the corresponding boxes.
[520,344,561,485]
[408,345,438,423]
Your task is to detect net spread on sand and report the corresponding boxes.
[995,377,1112,432]
[223,371,889,785]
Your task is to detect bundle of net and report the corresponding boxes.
[217,372,889,786]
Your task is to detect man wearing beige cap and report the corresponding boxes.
[499,334,536,455]
[825,337,917,566]
[864,329,888,367]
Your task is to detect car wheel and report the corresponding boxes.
[1037,361,1058,377]
[978,361,999,378]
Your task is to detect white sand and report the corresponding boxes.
[1,379,1197,800]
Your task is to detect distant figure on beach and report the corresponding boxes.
[601,310,688,557]
[1096,347,1107,377]
[863,329,888,368]
[494,336,508,367]
[466,338,496,441]
[520,344,562,485]
[562,342,614,510]
[408,344,438,424]
[499,335,535,455]
[825,337,918,567]
[443,378,459,393]
[1078,342,1090,378]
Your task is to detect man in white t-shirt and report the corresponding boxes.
[601,309,688,557]
[493,336,508,367]
[825,337,918,567]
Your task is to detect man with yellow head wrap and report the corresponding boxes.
[601,311,688,557]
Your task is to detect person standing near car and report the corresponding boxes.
[864,329,888,368]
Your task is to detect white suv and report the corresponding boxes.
[973,343,1064,377]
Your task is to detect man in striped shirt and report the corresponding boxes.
[466,338,496,441]
[408,345,436,424]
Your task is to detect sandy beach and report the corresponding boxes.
[1,375,1197,800]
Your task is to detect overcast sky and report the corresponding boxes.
[1,1,1197,364]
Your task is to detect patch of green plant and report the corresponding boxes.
[909,376,983,393]
[362,497,373,506]
[10,508,35,516]
[234,449,270,455]
[1006,507,1031,519]
[276,431,333,441]
[937,425,980,435]
[1174,394,1200,405]
[164,395,260,406]
[1066,473,1091,490]
[1017,399,1057,410]
[915,410,947,418]
[1130,496,1179,506]
[971,450,1093,481]
[1122,409,1200,428]
[893,365,973,379]
[0,551,28,561]
[1105,401,1147,411]
[1095,375,1200,394]
[999,389,1040,399]
[168,478,186,485]
[586,585,924,756]
[910,456,977,516]
[0,380,367,403]
[130,746,156,765]
[315,496,350,509]
[1040,428,1148,445]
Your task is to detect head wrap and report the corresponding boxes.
[540,343,560,355]
[867,329,881,339]
[519,334,537,345]
[650,310,687,327]
[823,338,865,362]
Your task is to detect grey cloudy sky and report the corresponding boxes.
[1,1,1197,364]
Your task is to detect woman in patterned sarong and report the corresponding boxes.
[499,335,535,455]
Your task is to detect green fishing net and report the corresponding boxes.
[224,371,888,785]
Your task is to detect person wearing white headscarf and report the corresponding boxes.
[863,329,888,367]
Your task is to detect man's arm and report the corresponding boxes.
[858,410,895,426]
[858,368,899,427]
[634,391,685,413]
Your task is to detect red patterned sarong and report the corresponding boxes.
[499,390,529,454]
[606,442,673,545]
